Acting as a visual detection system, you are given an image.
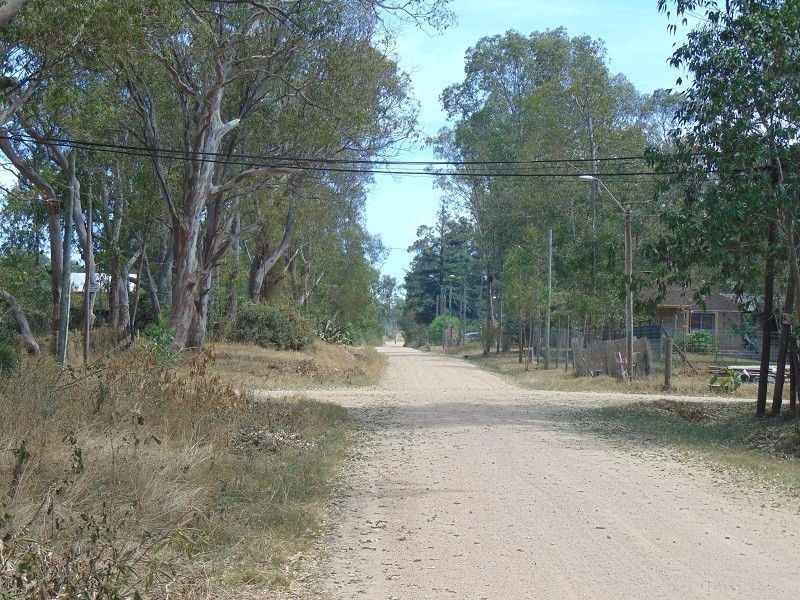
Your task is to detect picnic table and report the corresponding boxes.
[708,364,788,383]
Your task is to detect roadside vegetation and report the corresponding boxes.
[210,341,386,391]
[581,400,800,497]
[468,346,756,399]
[0,337,383,597]
[402,0,800,422]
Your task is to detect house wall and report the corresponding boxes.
[653,301,744,352]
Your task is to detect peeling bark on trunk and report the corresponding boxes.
[109,249,140,332]
[289,244,322,306]
[140,251,161,323]
[155,244,174,307]
[187,273,212,350]
[125,11,300,351]
[0,0,26,26]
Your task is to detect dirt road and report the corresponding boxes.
[284,345,800,599]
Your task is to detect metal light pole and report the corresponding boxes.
[579,175,634,380]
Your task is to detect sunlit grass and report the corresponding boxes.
[209,341,386,390]
[0,346,352,597]
[580,399,800,496]
[468,349,759,399]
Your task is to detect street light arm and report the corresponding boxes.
[578,173,634,381]
[578,174,626,213]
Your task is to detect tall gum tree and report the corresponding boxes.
[125,1,443,350]
[0,0,174,348]
[653,0,800,415]
[434,29,650,340]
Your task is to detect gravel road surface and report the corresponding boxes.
[270,344,800,599]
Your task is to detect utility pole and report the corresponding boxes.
[461,280,466,345]
[544,229,552,369]
[58,153,76,367]
[579,175,634,380]
[441,282,446,349]
[625,209,634,379]
[82,188,93,366]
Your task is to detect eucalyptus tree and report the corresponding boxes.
[434,29,650,340]
[123,0,444,350]
[0,0,172,348]
[653,0,800,415]
[502,231,547,365]
[305,223,386,340]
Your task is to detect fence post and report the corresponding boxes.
[664,340,673,390]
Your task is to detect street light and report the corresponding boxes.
[579,175,634,380]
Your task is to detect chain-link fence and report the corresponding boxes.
[635,323,779,365]
[525,322,783,375]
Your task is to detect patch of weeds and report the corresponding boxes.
[709,368,742,393]
[140,318,177,363]
[204,398,348,588]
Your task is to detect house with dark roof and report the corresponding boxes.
[641,284,749,352]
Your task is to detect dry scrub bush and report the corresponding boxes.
[0,347,348,597]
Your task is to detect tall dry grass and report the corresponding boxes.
[0,346,348,597]
[209,341,386,390]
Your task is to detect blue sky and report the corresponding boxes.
[366,0,692,287]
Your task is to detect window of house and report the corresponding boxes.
[691,312,715,331]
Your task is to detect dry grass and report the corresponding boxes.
[581,400,800,496]
[465,347,761,399]
[209,341,386,390]
[0,345,351,597]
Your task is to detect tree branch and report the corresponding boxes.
[0,0,26,27]
[0,132,58,202]
[210,166,291,199]
[0,288,40,355]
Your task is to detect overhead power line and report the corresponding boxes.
[0,133,680,179]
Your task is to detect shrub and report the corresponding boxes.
[429,315,460,346]
[141,317,177,362]
[710,368,742,393]
[685,330,714,354]
[228,302,315,351]
[318,318,352,345]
